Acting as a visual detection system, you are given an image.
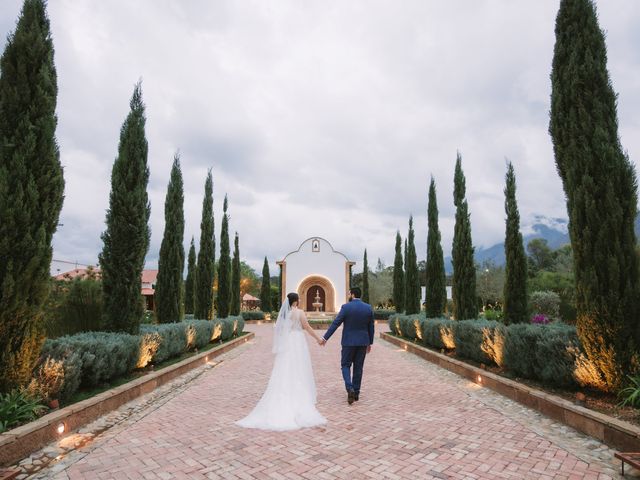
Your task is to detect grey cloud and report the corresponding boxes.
[1,0,638,274]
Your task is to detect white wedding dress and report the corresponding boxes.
[236,303,327,431]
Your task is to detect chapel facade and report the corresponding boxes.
[277,237,354,313]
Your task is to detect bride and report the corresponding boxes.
[236,292,327,431]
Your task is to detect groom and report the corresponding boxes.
[320,287,375,405]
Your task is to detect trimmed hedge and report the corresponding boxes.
[241,311,266,320]
[388,314,583,388]
[454,320,499,365]
[40,317,244,402]
[373,309,396,320]
[40,332,139,389]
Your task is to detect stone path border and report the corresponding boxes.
[0,333,254,468]
[381,332,640,452]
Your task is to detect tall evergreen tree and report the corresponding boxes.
[195,171,215,319]
[217,195,231,318]
[277,264,283,311]
[0,0,64,391]
[392,232,405,312]
[260,257,272,312]
[451,153,477,320]
[362,249,370,304]
[549,0,639,391]
[231,233,241,316]
[425,177,447,318]
[99,83,150,334]
[155,154,185,323]
[403,238,408,309]
[405,217,420,314]
[503,162,528,324]
[184,237,196,315]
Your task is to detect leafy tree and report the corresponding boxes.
[369,266,394,308]
[230,233,241,316]
[155,154,185,323]
[260,257,272,312]
[217,195,231,318]
[362,249,370,304]
[503,162,528,324]
[550,0,639,391]
[552,244,574,274]
[270,283,280,312]
[405,216,420,314]
[100,83,150,334]
[195,171,215,319]
[527,238,555,274]
[0,0,65,390]
[392,232,405,312]
[184,237,196,315]
[477,261,505,309]
[239,261,259,297]
[45,275,103,338]
[451,153,477,320]
[425,177,447,318]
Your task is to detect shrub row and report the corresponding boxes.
[373,309,396,320]
[388,314,584,388]
[39,317,245,402]
[241,310,266,320]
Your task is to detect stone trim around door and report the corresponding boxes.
[297,275,336,313]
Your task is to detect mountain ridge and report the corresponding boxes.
[443,214,640,273]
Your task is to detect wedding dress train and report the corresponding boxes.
[236,307,327,431]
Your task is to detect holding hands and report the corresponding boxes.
[317,337,326,346]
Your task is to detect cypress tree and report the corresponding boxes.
[549,0,639,391]
[195,171,215,319]
[451,153,477,320]
[392,232,405,312]
[217,195,231,318]
[277,264,283,311]
[362,249,370,304]
[405,217,420,314]
[231,233,241,316]
[184,237,196,315]
[0,0,64,391]
[403,238,408,309]
[260,257,272,312]
[99,83,150,334]
[425,177,447,318]
[155,154,185,323]
[503,162,528,324]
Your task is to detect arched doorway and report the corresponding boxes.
[306,286,326,312]
[298,275,336,312]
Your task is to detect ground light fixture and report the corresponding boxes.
[477,375,482,384]
[56,422,66,435]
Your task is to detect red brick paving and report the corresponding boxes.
[54,324,617,479]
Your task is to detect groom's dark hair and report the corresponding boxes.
[350,287,362,298]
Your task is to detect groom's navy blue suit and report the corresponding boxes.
[323,298,375,394]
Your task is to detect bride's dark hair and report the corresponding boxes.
[287,292,299,307]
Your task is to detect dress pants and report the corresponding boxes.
[341,345,368,393]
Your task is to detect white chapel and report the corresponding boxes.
[277,237,355,313]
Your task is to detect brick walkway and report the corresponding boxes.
[33,324,626,479]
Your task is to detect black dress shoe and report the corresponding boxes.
[354,392,359,402]
[347,389,356,405]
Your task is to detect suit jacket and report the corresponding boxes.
[323,298,374,346]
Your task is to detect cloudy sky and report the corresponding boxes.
[1,1,639,274]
